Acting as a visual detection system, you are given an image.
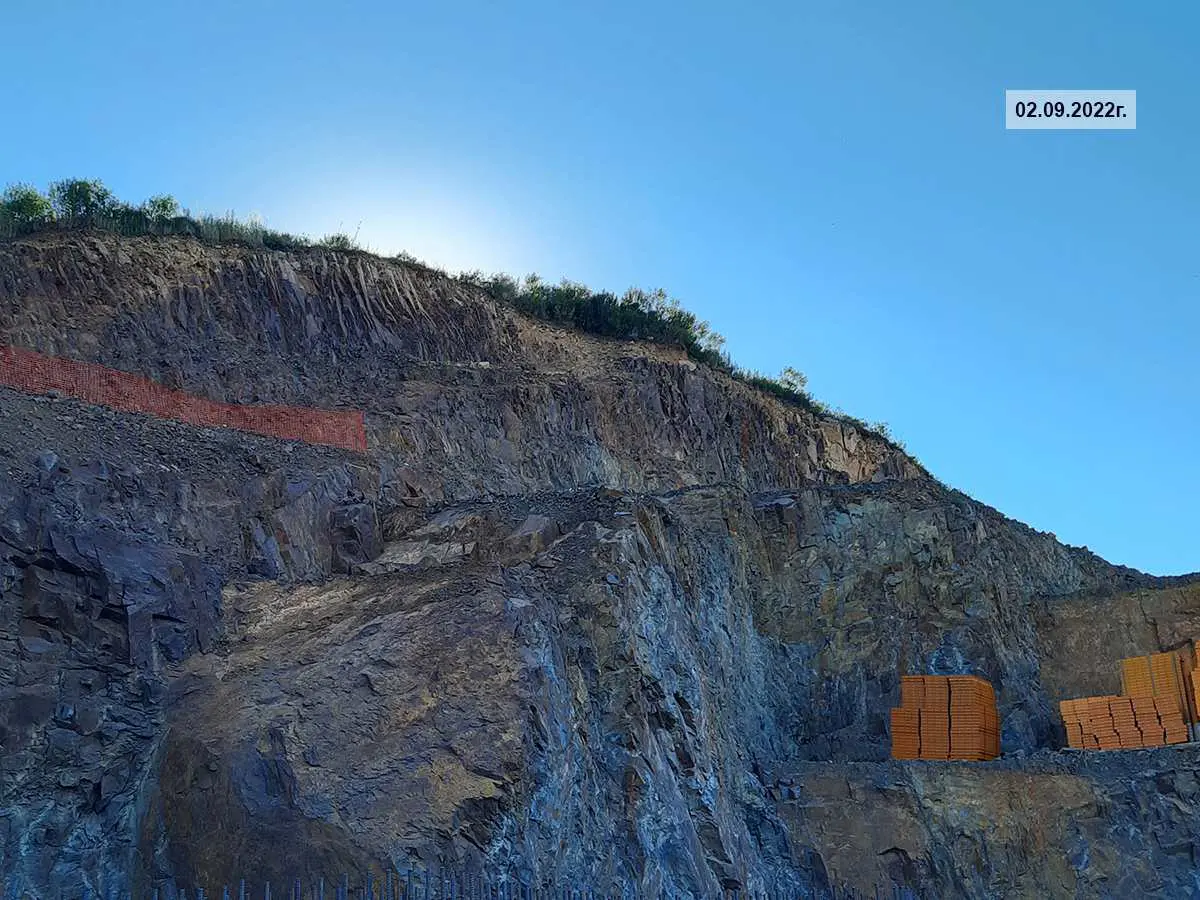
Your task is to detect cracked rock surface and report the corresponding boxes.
[1,233,1198,898]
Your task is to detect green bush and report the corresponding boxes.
[0,179,319,249]
[735,369,818,411]
[481,274,733,372]
[779,366,807,393]
[49,178,117,221]
[142,194,181,221]
[0,183,54,228]
[261,229,311,251]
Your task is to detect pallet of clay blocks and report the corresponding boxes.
[1131,697,1165,747]
[1165,725,1191,745]
[1058,698,1084,733]
[919,711,950,760]
[1188,640,1200,728]
[1154,694,1183,717]
[1141,724,1167,747]
[950,715,998,760]
[1155,696,1190,744]
[1060,700,1089,748]
[890,708,920,760]
[900,675,925,708]
[1173,647,1198,724]
[1121,656,1154,697]
[1059,697,1101,750]
[1169,650,1194,724]
[948,675,993,705]
[1085,696,1115,732]
[1108,698,1141,748]
[1059,698,1087,723]
[1078,696,1118,751]
[948,734,994,761]
[922,676,951,708]
[1151,652,1185,706]
[947,676,1000,760]
[919,680,951,761]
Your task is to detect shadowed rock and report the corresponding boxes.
[1,232,1198,898]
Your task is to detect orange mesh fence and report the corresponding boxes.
[0,345,367,452]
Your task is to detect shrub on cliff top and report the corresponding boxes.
[48,178,123,221]
[0,179,317,250]
[738,369,819,412]
[0,183,54,228]
[142,194,182,221]
[0,177,908,455]
[477,274,734,372]
[320,232,360,251]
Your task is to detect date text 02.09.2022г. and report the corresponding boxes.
[1005,90,1136,130]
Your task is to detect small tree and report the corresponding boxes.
[141,194,180,221]
[779,366,808,393]
[0,183,54,227]
[48,178,117,222]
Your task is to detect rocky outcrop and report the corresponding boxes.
[0,234,916,500]
[1,232,1197,898]
[0,389,375,889]
[776,751,1200,898]
[141,485,1200,896]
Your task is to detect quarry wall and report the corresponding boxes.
[2,231,1199,898]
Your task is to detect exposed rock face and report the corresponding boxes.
[777,752,1200,898]
[0,234,915,500]
[1,232,1197,898]
[0,389,375,889]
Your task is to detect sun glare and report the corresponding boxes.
[269,166,543,277]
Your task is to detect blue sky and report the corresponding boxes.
[4,1,1197,574]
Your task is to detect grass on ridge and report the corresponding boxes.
[0,178,908,454]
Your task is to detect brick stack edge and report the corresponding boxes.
[1059,641,1200,751]
[890,675,1000,761]
[0,345,367,452]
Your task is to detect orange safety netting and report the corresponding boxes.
[0,344,367,452]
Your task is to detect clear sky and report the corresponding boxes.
[4,1,1197,574]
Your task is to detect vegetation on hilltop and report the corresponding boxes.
[0,179,905,452]
[0,179,351,251]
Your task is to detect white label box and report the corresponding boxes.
[1005,90,1136,130]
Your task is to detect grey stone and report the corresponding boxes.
[0,232,1196,898]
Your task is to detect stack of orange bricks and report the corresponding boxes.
[1059,641,1199,750]
[890,675,1000,761]
[1190,640,1200,722]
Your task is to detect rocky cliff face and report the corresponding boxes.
[1,232,1197,898]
